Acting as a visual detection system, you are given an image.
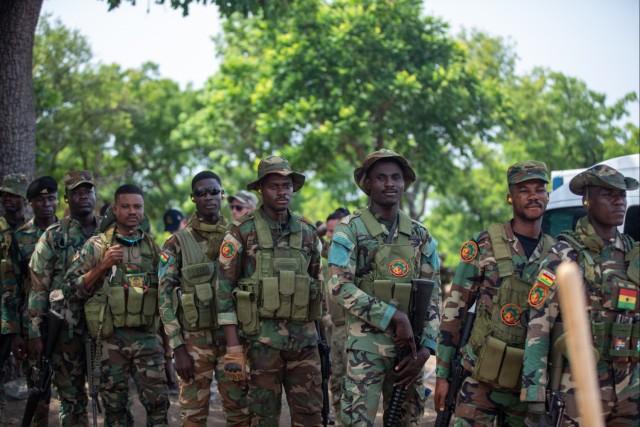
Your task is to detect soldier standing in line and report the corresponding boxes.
[65,184,170,427]
[434,161,553,426]
[2,176,58,426]
[217,156,325,426]
[327,148,441,426]
[228,190,258,221]
[28,170,102,426]
[158,171,249,426]
[521,164,639,425]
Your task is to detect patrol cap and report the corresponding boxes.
[569,164,639,196]
[0,173,28,198]
[354,148,416,196]
[507,161,549,185]
[63,170,94,191]
[163,209,185,232]
[246,156,305,192]
[228,190,259,208]
[26,176,58,200]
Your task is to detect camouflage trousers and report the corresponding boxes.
[178,329,249,427]
[99,328,169,427]
[247,340,323,427]
[51,331,89,426]
[454,376,526,426]
[329,322,347,426]
[341,349,428,427]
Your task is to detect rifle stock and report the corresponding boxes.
[383,279,435,427]
[316,322,335,426]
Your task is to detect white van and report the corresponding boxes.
[541,154,640,241]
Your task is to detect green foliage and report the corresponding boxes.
[102,0,289,17]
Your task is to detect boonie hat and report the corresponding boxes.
[246,156,305,192]
[354,149,416,196]
[507,161,549,185]
[0,173,28,198]
[228,190,259,208]
[569,164,639,196]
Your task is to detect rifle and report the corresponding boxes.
[84,333,102,427]
[383,279,435,427]
[543,321,565,427]
[434,296,478,427]
[316,321,335,426]
[21,309,65,427]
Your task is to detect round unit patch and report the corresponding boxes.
[388,259,410,277]
[528,283,549,308]
[500,303,522,326]
[460,240,478,262]
[220,241,237,259]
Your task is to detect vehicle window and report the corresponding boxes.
[623,205,639,241]
[542,207,587,238]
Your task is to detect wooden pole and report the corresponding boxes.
[556,261,604,427]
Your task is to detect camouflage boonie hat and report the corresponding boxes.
[228,190,259,208]
[569,164,639,195]
[246,156,305,192]
[354,148,416,196]
[0,173,28,198]
[507,161,549,185]
[63,170,94,191]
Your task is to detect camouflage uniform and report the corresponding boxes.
[522,165,639,426]
[327,149,441,427]
[158,215,249,426]
[65,224,169,427]
[218,157,324,426]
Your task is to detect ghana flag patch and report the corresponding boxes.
[536,269,556,287]
[159,251,169,263]
[617,288,637,310]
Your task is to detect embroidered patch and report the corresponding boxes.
[388,259,409,277]
[500,303,522,326]
[536,269,556,287]
[159,251,169,264]
[221,241,237,259]
[618,288,637,310]
[528,283,549,308]
[460,240,478,262]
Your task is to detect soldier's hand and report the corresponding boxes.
[102,244,124,269]
[174,345,195,382]
[223,345,249,384]
[393,347,429,388]
[11,334,27,360]
[28,337,44,362]
[164,355,177,388]
[390,310,416,359]
[434,377,449,413]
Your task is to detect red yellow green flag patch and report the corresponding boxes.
[528,283,549,308]
[159,251,169,263]
[460,240,478,262]
[618,288,637,310]
[536,269,556,287]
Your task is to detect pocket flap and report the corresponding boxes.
[127,287,144,315]
[234,290,254,324]
[293,275,310,308]
[373,280,393,304]
[262,277,280,310]
[195,282,214,305]
[109,287,126,315]
[280,270,295,296]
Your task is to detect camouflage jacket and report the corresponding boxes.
[28,216,102,338]
[436,221,552,378]
[217,207,324,351]
[327,207,441,358]
[521,217,637,403]
[159,215,228,350]
[0,216,26,335]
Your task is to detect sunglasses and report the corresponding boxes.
[230,204,246,212]
[193,187,224,198]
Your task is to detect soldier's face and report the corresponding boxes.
[325,218,339,239]
[260,175,293,215]
[66,184,96,216]
[366,160,405,207]
[587,186,626,228]
[30,193,58,222]
[113,193,144,229]
[1,192,26,214]
[509,180,548,222]
[192,177,223,219]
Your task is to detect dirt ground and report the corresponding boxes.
[3,357,439,426]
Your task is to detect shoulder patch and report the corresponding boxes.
[460,240,478,262]
[500,303,522,325]
[528,282,549,308]
[159,251,170,264]
[536,269,556,287]
[220,240,237,259]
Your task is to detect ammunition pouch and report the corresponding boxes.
[359,279,412,313]
[472,335,524,391]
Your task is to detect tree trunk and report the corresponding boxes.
[0,0,43,182]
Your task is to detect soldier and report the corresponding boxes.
[521,164,639,425]
[158,171,249,426]
[28,170,102,426]
[1,176,58,426]
[65,184,170,426]
[227,190,258,220]
[163,208,187,234]
[327,148,441,426]
[218,156,325,426]
[434,161,553,426]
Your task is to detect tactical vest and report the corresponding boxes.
[174,228,218,332]
[559,231,639,363]
[235,211,322,335]
[356,209,417,314]
[85,226,159,340]
[470,224,554,391]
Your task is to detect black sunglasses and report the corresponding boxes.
[193,187,224,197]
[230,204,246,212]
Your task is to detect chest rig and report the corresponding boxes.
[357,209,417,314]
[84,226,159,339]
[470,224,554,391]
